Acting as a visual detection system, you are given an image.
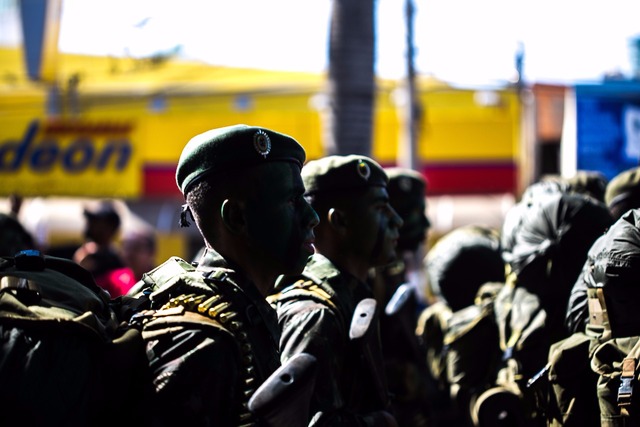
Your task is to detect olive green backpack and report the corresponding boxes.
[416,282,503,427]
[590,336,640,427]
[0,250,152,427]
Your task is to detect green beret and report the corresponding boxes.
[302,155,388,195]
[605,166,640,209]
[385,167,427,202]
[566,170,607,202]
[176,124,306,194]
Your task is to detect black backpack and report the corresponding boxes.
[0,250,152,427]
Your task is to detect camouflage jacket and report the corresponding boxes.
[127,248,281,427]
[268,253,391,426]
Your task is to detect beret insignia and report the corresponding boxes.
[398,176,412,192]
[357,160,371,181]
[253,129,271,159]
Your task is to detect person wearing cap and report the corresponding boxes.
[73,199,136,297]
[565,170,608,203]
[268,155,403,426]
[125,124,319,426]
[368,167,433,427]
[604,166,640,219]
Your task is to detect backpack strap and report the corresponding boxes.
[140,256,198,291]
[0,250,115,325]
[2,250,105,296]
[617,338,640,415]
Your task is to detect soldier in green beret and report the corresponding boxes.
[605,166,640,219]
[126,124,320,426]
[368,167,433,427]
[565,170,608,203]
[268,155,403,426]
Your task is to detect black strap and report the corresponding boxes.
[2,250,102,296]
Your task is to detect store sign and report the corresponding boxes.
[571,83,640,181]
[0,119,140,197]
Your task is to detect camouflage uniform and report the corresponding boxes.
[370,167,431,427]
[270,253,389,425]
[270,155,401,426]
[125,124,318,426]
[128,250,281,426]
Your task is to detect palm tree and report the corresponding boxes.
[324,0,376,156]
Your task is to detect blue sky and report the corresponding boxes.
[4,0,640,86]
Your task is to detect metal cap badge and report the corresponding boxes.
[254,129,272,159]
[356,159,371,181]
[398,176,412,192]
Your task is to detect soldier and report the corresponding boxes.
[566,166,640,335]
[545,208,640,426]
[473,192,613,427]
[126,124,320,426]
[416,224,505,427]
[269,155,402,426]
[564,170,608,203]
[586,209,640,425]
[369,167,431,427]
[604,165,640,219]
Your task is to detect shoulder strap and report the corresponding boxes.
[617,337,640,413]
[269,275,349,335]
[0,250,115,325]
[1,250,103,296]
[140,256,197,290]
[269,278,337,311]
[443,303,494,345]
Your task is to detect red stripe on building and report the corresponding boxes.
[145,162,517,198]
[144,165,181,198]
[420,163,517,195]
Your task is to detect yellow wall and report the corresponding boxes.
[1,48,522,261]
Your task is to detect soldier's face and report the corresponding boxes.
[395,196,429,253]
[245,162,319,276]
[346,186,403,268]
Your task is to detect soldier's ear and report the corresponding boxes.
[220,199,246,235]
[327,207,348,233]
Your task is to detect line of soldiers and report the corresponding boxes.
[123,125,415,426]
[4,123,640,426]
[416,168,640,427]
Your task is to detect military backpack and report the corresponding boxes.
[0,250,152,427]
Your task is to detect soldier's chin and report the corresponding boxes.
[302,242,315,255]
[288,254,313,275]
[375,252,398,268]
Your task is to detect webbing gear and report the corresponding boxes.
[268,279,336,310]
[130,262,261,427]
[616,338,640,416]
[617,357,635,412]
